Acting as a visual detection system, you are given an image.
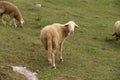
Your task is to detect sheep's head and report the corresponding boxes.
[64,21,79,34]
[19,19,24,27]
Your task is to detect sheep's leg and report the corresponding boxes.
[9,17,17,27]
[59,42,64,62]
[9,13,17,27]
[13,19,17,27]
[1,19,6,25]
[118,35,120,38]
[48,52,52,65]
[116,35,119,40]
[51,50,56,69]
[117,35,120,40]
[9,13,14,26]
[9,18,13,26]
[116,37,119,40]
[112,32,119,40]
[47,39,52,65]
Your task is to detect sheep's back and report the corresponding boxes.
[40,24,64,47]
[41,23,63,39]
[0,1,19,14]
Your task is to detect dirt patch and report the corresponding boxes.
[0,68,12,80]
[0,66,26,80]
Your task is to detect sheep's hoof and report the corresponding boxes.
[116,38,119,40]
[2,21,7,26]
[13,24,17,27]
[59,59,64,63]
[51,66,56,69]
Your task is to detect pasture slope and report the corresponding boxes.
[0,0,120,80]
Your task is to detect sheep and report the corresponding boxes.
[40,21,79,69]
[0,1,24,27]
[112,21,120,40]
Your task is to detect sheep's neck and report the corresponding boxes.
[62,27,70,38]
[15,12,23,21]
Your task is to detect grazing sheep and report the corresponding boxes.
[40,21,79,69]
[112,21,120,40]
[0,1,24,27]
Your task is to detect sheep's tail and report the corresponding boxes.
[47,36,52,52]
[46,33,57,50]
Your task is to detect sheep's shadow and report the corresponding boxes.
[104,36,120,79]
[104,36,120,49]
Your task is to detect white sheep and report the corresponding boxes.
[40,21,79,69]
[0,1,24,27]
[112,21,120,40]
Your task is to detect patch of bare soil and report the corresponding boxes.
[0,66,26,80]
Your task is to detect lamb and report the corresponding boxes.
[0,1,24,27]
[112,21,120,40]
[40,21,79,69]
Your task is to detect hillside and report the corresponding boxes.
[0,0,120,80]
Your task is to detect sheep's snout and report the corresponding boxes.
[19,23,23,28]
[70,30,74,33]
[70,31,74,34]
[19,19,24,27]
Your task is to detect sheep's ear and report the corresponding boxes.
[75,24,79,28]
[64,24,69,27]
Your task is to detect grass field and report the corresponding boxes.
[0,0,120,80]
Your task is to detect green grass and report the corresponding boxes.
[0,0,120,80]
